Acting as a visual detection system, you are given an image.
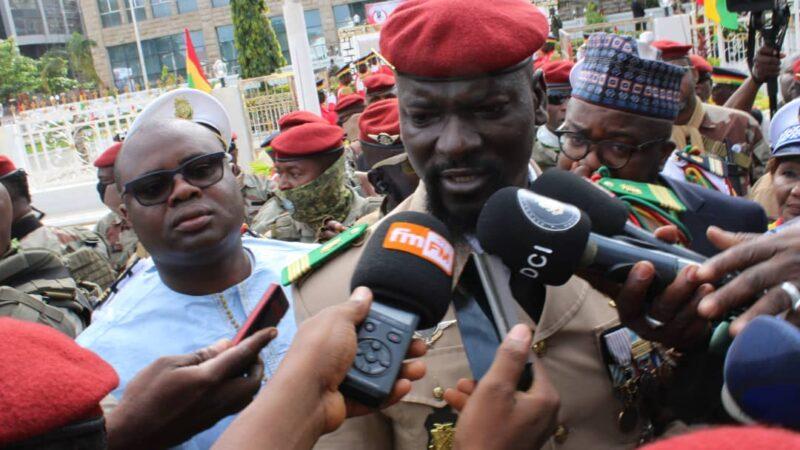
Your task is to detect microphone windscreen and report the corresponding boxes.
[351,211,453,329]
[477,187,591,286]
[531,169,629,236]
[723,315,800,429]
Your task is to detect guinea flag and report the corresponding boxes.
[184,28,212,93]
[705,0,739,30]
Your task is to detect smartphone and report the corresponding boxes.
[233,283,289,345]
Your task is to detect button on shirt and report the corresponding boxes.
[77,237,316,450]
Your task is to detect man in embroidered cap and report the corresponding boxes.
[0,155,116,289]
[76,88,315,449]
[690,54,713,102]
[93,139,141,273]
[650,40,769,184]
[363,73,397,104]
[289,5,726,450]
[250,122,380,243]
[533,59,574,171]
[558,33,767,256]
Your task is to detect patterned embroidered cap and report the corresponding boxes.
[571,33,686,121]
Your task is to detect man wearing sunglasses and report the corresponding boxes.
[533,59,573,172]
[556,33,767,257]
[76,89,315,449]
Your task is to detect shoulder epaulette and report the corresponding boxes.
[281,223,368,286]
[597,177,686,213]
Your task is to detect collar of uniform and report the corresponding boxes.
[11,211,43,240]
[660,174,705,212]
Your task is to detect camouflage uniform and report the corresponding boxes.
[532,126,560,172]
[0,244,94,337]
[94,211,139,273]
[251,188,382,243]
[239,172,274,224]
[16,213,116,290]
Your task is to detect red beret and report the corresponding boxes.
[651,40,693,60]
[689,55,712,74]
[640,426,800,450]
[542,60,574,86]
[364,74,396,95]
[278,110,328,131]
[0,318,119,445]
[93,142,122,168]
[793,58,800,78]
[0,155,17,177]
[271,122,345,161]
[335,94,365,113]
[380,0,549,79]
[359,98,401,146]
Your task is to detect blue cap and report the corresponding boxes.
[571,33,686,121]
[770,97,800,158]
[723,315,800,429]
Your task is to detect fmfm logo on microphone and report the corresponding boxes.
[384,222,454,276]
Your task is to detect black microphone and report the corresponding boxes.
[343,211,453,407]
[530,169,705,263]
[476,187,699,288]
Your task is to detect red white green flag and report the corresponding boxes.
[184,28,212,93]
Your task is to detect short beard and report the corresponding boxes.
[424,157,513,238]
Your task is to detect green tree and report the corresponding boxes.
[38,50,78,95]
[0,38,40,102]
[231,0,286,78]
[66,32,102,88]
[585,1,606,24]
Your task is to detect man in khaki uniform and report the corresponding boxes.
[251,122,380,243]
[291,3,712,449]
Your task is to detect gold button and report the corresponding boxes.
[432,386,444,400]
[608,300,617,308]
[554,424,569,444]
[532,340,547,356]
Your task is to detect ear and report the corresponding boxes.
[118,202,130,224]
[531,69,548,127]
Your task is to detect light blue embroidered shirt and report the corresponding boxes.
[77,237,316,450]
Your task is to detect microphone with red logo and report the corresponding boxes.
[341,211,453,407]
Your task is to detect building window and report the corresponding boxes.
[124,0,146,22]
[97,0,122,28]
[151,0,172,18]
[269,16,290,65]
[63,0,83,33]
[9,0,45,35]
[211,0,230,6]
[177,0,198,13]
[216,25,239,75]
[108,30,206,89]
[304,9,327,62]
[333,2,369,29]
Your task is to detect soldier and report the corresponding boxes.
[533,60,573,171]
[251,122,380,243]
[363,73,397,104]
[0,184,92,337]
[710,67,747,106]
[335,93,366,142]
[557,33,767,257]
[650,40,770,183]
[0,156,116,289]
[336,65,355,100]
[93,141,140,273]
[358,98,419,220]
[291,6,715,450]
[690,54,713,103]
[226,132,274,225]
[319,81,339,125]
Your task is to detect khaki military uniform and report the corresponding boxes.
[17,213,116,290]
[533,126,560,172]
[94,211,139,273]
[251,188,382,243]
[293,183,651,450]
[239,172,273,224]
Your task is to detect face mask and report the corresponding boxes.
[274,156,352,227]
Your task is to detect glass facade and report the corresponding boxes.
[107,30,206,89]
[151,0,172,18]
[7,0,83,35]
[97,0,122,28]
[211,0,230,6]
[9,0,45,35]
[333,1,369,29]
[270,10,327,65]
[177,0,198,13]
[124,0,147,22]
[216,25,239,74]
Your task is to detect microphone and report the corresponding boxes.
[722,315,800,430]
[342,211,453,407]
[530,169,705,263]
[476,187,699,288]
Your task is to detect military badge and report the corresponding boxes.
[368,132,401,146]
[174,96,194,120]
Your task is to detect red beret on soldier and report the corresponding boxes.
[380,0,548,79]
[363,74,396,96]
[0,318,119,446]
[277,110,328,131]
[689,54,712,75]
[358,98,402,147]
[334,94,365,113]
[0,155,18,178]
[93,141,123,168]
[270,122,345,161]
[542,60,574,87]
[651,40,693,60]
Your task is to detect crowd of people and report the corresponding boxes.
[4,0,800,448]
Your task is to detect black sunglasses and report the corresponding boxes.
[122,152,229,206]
